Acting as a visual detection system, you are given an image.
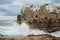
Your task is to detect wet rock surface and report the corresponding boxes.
[0,34,60,40]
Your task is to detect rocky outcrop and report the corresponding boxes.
[0,34,60,40]
[17,4,60,32]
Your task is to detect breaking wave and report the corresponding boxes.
[0,20,60,38]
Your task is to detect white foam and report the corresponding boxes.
[20,23,60,37]
[0,22,60,37]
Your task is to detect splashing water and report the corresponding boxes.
[0,20,60,38]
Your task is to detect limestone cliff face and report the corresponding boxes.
[0,34,60,40]
[17,4,60,32]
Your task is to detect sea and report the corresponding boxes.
[0,20,60,38]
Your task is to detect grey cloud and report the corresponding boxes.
[0,1,25,16]
[21,0,51,5]
[52,0,60,4]
[0,0,51,16]
[0,0,14,4]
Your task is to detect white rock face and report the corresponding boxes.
[23,4,40,12]
[45,4,55,12]
[31,5,40,11]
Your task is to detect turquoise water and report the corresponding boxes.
[0,35,23,38]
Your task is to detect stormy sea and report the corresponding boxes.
[0,19,60,38]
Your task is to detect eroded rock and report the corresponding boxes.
[0,34,60,40]
[17,4,60,32]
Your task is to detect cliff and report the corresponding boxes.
[17,4,60,32]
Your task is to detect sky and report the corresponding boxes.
[53,0,60,4]
[0,0,60,16]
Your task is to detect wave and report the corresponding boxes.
[0,20,60,38]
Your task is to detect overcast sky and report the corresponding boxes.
[0,0,59,16]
